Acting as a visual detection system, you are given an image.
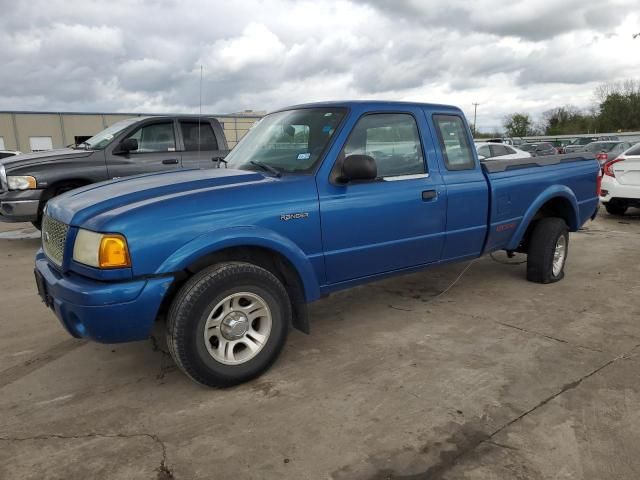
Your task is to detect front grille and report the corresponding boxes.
[42,215,69,266]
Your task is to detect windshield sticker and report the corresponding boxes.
[322,125,333,134]
[297,153,311,160]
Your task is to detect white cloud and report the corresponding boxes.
[0,0,638,131]
[203,23,286,74]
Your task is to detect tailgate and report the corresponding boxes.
[615,157,640,186]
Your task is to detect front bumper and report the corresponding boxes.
[35,251,174,343]
[0,189,43,222]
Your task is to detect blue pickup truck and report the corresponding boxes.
[34,101,600,387]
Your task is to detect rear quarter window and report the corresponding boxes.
[433,115,475,171]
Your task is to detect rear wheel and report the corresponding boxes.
[526,217,569,284]
[605,202,627,216]
[167,262,291,387]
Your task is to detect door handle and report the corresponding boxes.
[422,190,437,201]
[162,158,179,165]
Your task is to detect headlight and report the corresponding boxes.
[73,229,131,269]
[8,175,37,190]
[0,165,7,190]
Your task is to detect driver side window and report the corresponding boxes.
[126,122,176,153]
[342,113,425,177]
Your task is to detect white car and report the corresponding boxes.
[600,143,640,215]
[475,142,531,160]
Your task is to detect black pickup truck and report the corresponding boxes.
[0,115,229,228]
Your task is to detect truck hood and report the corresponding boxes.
[46,168,269,226]
[0,148,93,171]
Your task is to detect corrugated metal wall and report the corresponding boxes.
[0,111,263,152]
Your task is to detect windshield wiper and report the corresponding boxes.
[250,160,281,177]
[77,142,91,150]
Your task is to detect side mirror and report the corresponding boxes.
[340,154,377,183]
[115,138,138,154]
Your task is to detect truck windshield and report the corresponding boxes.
[77,119,139,150]
[224,107,347,174]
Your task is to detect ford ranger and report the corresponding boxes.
[33,101,600,387]
[0,115,228,228]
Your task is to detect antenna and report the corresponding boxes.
[198,65,203,161]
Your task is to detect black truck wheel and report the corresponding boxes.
[167,262,291,387]
[32,183,86,230]
[526,217,569,284]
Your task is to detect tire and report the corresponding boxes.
[526,217,569,284]
[33,183,85,230]
[167,262,291,388]
[605,203,627,216]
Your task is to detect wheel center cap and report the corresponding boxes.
[220,312,249,340]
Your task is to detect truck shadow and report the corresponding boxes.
[0,224,40,240]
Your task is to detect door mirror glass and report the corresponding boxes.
[116,138,138,154]
[340,154,377,182]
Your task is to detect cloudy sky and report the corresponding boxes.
[1,0,639,131]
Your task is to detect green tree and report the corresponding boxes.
[542,105,596,135]
[503,113,532,137]
[593,80,640,132]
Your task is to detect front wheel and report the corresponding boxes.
[526,217,569,284]
[167,262,291,387]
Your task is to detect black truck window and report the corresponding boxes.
[180,121,219,151]
[126,122,176,153]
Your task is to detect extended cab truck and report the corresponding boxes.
[0,115,228,228]
[34,101,600,387]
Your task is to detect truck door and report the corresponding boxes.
[178,119,228,170]
[319,110,446,284]
[430,113,489,260]
[106,119,181,178]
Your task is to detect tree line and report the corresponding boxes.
[488,79,640,138]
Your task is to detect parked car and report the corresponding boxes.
[0,116,228,228]
[519,142,556,157]
[483,137,523,146]
[581,141,633,166]
[34,101,600,387]
[600,142,640,215]
[563,136,619,154]
[0,150,21,159]
[475,142,531,160]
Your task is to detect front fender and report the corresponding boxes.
[156,226,321,302]
[506,185,579,251]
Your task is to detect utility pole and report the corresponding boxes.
[472,102,480,136]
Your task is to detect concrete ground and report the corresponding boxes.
[1,210,639,480]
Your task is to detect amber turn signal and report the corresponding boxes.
[99,235,131,268]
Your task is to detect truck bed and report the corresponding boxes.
[481,153,597,173]
[480,152,600,254]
